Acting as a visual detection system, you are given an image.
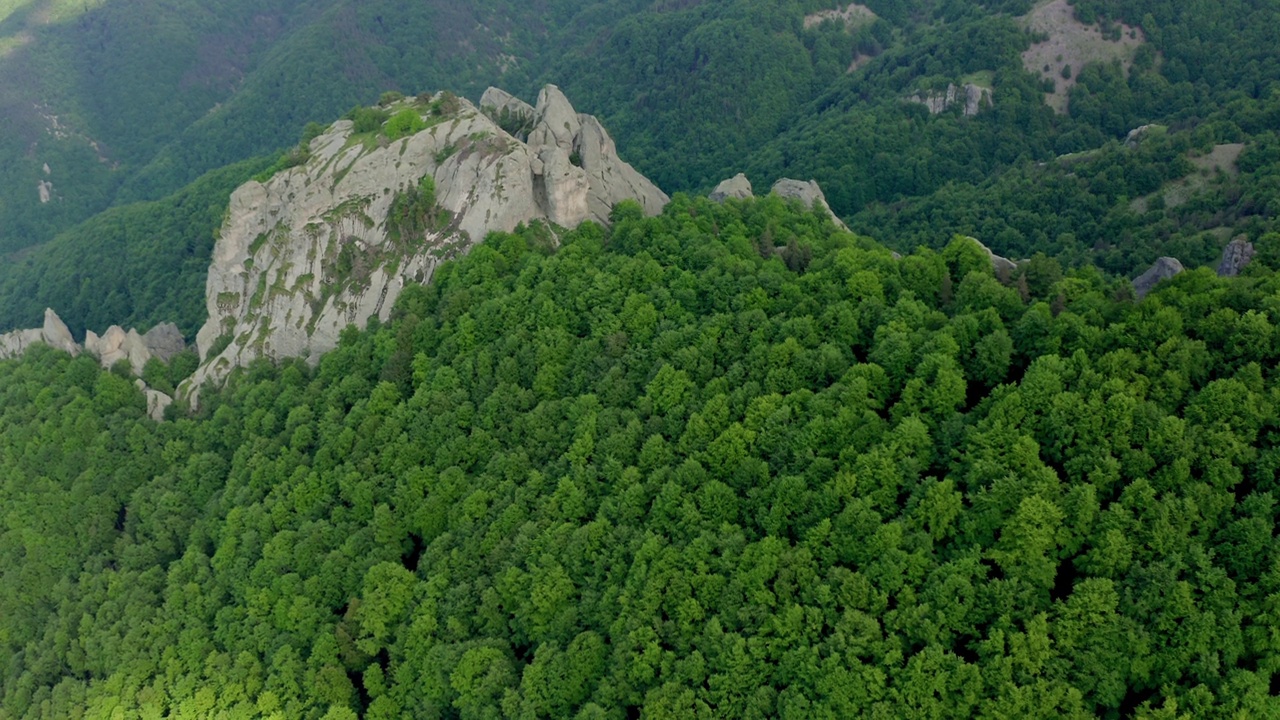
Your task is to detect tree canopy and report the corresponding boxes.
[4,196,1280,718]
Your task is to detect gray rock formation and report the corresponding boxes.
[710,173,754,202]
[1216,235,1255,277]
[535,145,591,227]
[528,85,581,157]
[1,309,183,420]
[1133,256,1184,298]
[0,308,79,359]
[966,236,1019,277]
[184,86,668,400]
[135,379,173,422]
[85,326,154,375]
[480,87,535,124]
[38,180,52,204]
[574,114,669,218]
[771,178,849,231]
[908,84,992,117]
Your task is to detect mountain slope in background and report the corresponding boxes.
[2,0,1280,340]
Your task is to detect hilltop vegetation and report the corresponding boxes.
[5,198,1280,718]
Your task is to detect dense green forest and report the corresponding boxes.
[6,197,1280,718]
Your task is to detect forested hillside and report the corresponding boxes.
[6,1,1280,716]
[5,198,1280,718]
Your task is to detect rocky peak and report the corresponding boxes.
[479,87,535,137]
[183,86,667,401]
[528,85,581,156]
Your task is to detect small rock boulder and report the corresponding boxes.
[1133,256,1184,298]
[143,323,186,362]
[771,178,849,231]
[710,174,754,202]
[966,236,1019,278]
[135,379,173,422]
[1216,235,1256,277]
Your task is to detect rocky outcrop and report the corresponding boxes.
[0,309,180,421]
[1124,124,1164,148]
[1133,257,1184,298]
[710,174,754,202]
[184,86,667,400]
[479,87,535,136]
[528,85,581,156]
[85,327,151,376]
[0,308,79,359]
[136,380,173,422]
[1216,235,1255,277]
[575,114,669,219]
[38,180,52,204]
[771,178,849,231]
[908,84,991,117]
[966,236,1019,277]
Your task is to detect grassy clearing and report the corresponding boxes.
[1018,0,1144,113]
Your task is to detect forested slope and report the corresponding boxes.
[4,198,1280,718]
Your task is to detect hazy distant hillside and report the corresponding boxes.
[3,0,1280,338]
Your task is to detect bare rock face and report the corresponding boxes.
[183,86,668,401]
[40,308,78,355]
[535,146,591,227]
[1216,235,1256,277]
[85,326,154,375]
[771,178,849,231]
[575,114,669,218]
[0,308,79,359]
[528,85,582,157]
[710,173,754,202]
[1133,256,1184,298]
[908,84,992,116]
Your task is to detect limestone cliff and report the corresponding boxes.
[185,86,667,398]
[907,83,992,117]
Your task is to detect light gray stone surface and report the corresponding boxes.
[710,173,754,202]
[771,178,849,231]
[183,87,668,402]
